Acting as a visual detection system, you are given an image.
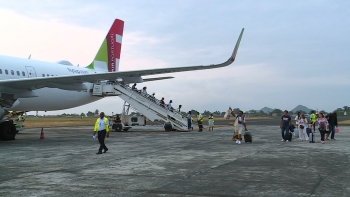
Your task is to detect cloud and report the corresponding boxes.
[1,1,350,116]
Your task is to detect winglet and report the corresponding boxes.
[230,28,244,62]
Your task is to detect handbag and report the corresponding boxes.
[299,125,304,129]
[335,127,340,133]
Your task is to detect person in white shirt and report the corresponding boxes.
[167,100,173,111]
[224,107,233,120]
[141,86,147,96]
[93,112,110,154]
[298,114,309,141]
[294,112,301,127]
[233,111,247,145]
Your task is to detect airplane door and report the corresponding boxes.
[25,66,37,78]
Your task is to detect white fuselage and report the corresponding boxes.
[0,55,103,111]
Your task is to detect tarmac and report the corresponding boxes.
[1,121,350,197]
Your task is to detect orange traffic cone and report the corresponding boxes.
[40,128,45,139]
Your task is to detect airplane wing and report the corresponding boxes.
[0,28,244,91]
[142,77,174,82]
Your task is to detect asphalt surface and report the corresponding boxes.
[1,123,349,196]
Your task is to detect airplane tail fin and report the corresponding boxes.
[86,19,124,72]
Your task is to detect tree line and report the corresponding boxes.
[57,106,350,117]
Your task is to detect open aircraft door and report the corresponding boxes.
[25,66,37,78]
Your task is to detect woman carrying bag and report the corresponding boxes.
[312,113,329,144]
[298,114,308,141]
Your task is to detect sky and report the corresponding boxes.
[0,0,349,115]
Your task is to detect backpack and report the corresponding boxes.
[319,120,326,131]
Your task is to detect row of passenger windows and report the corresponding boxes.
[0,69,26,76]
[0,69,57,77]
[42,74,57,77]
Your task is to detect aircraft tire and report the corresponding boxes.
[164,122,172,132]
[0,121,17,140]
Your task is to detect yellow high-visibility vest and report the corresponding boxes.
[310,113,317,123]
[94,117,110,132]
[197,114,203,122]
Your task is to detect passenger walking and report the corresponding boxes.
[191,116,194,130]
[208,114,214,131]
[177,105,182,112]
[312,112,328,144]
[160,97,165,107]
[233,111,247,144]
[132,83,137,90]
[197,112,203,132]
[310,111,317,132]
[298,114,309,141]
[167,100,173,112]
[224,107,233,120]
[280,110,292,142]
[93,112,110,154]
[326,112,338,140]
[186,111,192,130]
[141,86,147,96]
[150,93,156,102]
[295,112,301,126]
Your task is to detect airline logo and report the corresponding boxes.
[67,68,88,74]
[106,19,123,72]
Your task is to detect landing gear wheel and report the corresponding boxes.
[1,121,17,140]
[164,122,173,132]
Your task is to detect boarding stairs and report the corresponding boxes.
[92,81,188,131]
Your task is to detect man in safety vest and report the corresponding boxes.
[94,112,110,154]
[197,112,203,132]
[17,113,25,122]
[310,111,317,132]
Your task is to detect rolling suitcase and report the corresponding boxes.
[287,132,292,141]
[294,129,299,137]
[244,131,252,143]
[309,131,315,143]
[306,128,312,137]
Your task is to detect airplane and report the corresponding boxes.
[0,19,244,140]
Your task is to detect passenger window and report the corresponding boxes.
[5,70,8,75]
[22,71,25,76]
[17,71,20,76]
[11,70,14,75]
[47,74,49,77]
[42,74,45,77]
[0,69,2,74]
